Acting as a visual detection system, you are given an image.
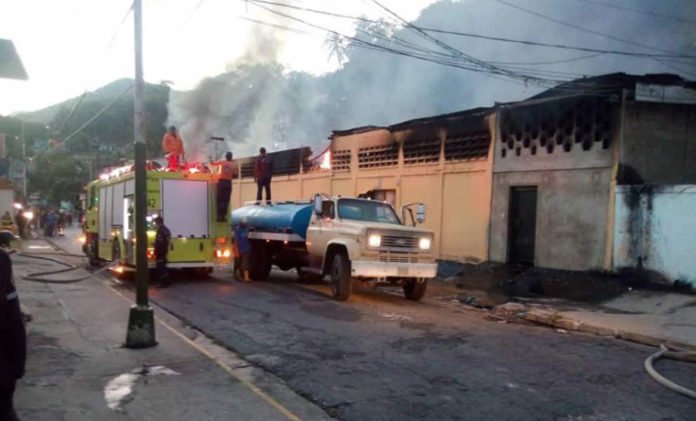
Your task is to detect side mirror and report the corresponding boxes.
[416,203,426,224]
[313,195,323,216]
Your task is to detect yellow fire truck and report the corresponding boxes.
[82,164,232,273]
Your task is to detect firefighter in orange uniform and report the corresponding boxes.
[162,125,185,170]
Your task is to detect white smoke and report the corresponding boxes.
[166,0,696,161]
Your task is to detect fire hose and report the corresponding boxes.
[644,344,696,400]
[14,251,120,284]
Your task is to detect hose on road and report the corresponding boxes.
[644,344,696,400]
[15,251,119,284]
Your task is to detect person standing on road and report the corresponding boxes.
[233,220,250,283]
[153,216,172,288]
[254,147,273,203]
[162,125,185,171]
[0,240,27,421]
[210,152,238,222]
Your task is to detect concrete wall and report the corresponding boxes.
[620,101,696,184]
[231,117,495,263]
[489,98,619,270]
[489,168,613,270]
[613,185,696,287]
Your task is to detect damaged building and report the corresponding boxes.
[230,73,696,287]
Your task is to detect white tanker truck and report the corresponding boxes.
[231,194,437,301]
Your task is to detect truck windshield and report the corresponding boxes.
[337,199,401,225]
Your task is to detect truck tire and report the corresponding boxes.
[330,253,352,301]
[251,243,272,281]
[403,278,427,301]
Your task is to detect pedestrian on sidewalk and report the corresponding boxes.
[210,151,238,222]
[254,147,273,204]
[0,239,27,421]
[233,220,250,283]
[154,216,172,288]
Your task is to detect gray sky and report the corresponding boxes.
[0,0,436,114]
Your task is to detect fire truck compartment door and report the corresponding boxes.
[161,179,209,238]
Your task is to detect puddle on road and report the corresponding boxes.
[104,365,181,411]
[381,313,412,323]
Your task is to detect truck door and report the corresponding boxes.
[307,199,335,257]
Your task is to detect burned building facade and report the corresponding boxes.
[230,73,696,287]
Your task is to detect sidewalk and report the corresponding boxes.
[12,237,329,421]
[428,275,696,352]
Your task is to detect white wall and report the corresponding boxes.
[614,185,696,287]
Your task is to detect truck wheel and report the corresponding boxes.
[251,243,272,281]
[403,278,427,301]
[330,253,352,301]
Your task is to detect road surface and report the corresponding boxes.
[54,228,695,420]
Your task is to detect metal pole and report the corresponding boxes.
[126,0,156,348]
[20,121,26,200]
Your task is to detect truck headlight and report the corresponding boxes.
[419,237,432,250]
[368,234,381,248]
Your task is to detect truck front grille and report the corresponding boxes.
[381,235,419,250]
[378,253,420,263]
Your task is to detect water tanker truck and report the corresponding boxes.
[231,194,437,301]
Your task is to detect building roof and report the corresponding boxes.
[330,73,694,139]
[0,39,28,80]
[527,72,695,101]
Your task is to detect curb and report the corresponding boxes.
[519,307,696,353]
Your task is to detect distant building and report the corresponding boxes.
[230,73,696,287]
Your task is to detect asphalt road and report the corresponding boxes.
[52,229,695,420]
[143,271,695,421]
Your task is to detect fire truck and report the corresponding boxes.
[82,163,232,273]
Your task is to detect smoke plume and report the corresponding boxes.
[167,0,696,161]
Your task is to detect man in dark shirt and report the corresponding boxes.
[0,240,26,421]
[153,216,172,287]
[253,147,273,203]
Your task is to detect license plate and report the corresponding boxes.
[397,266,409,276]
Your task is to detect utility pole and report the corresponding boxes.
[126,0,156,348]
[20,120,26,201]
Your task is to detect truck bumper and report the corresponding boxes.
[350,261,437,278]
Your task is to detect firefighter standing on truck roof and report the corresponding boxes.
[162,125,185,170]
[254,147,273,203]
[153,216,172,288]
[210,151,238,222]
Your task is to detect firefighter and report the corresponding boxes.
[0,235,27,421]
[254,147,273,203]
[162,125,185,170]
[153,216,172,287]
[210,152,238,222]
[233,219,250,282]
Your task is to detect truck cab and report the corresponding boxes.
[307,195,437,301]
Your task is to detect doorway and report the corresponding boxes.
[508,186,538,265]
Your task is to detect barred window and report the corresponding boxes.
[403,138,441,165]
[358,144,398,169]
[331,149,351,172]
[444,132,490,161]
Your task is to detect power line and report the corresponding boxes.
[245,0,696,60]
[369,0,539,83]
[494,0,682,56]
[37,84,134,159]
[244,1,634,93]
[488,53,605,66]
[569,0,696,25]
[106,1,135,52]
